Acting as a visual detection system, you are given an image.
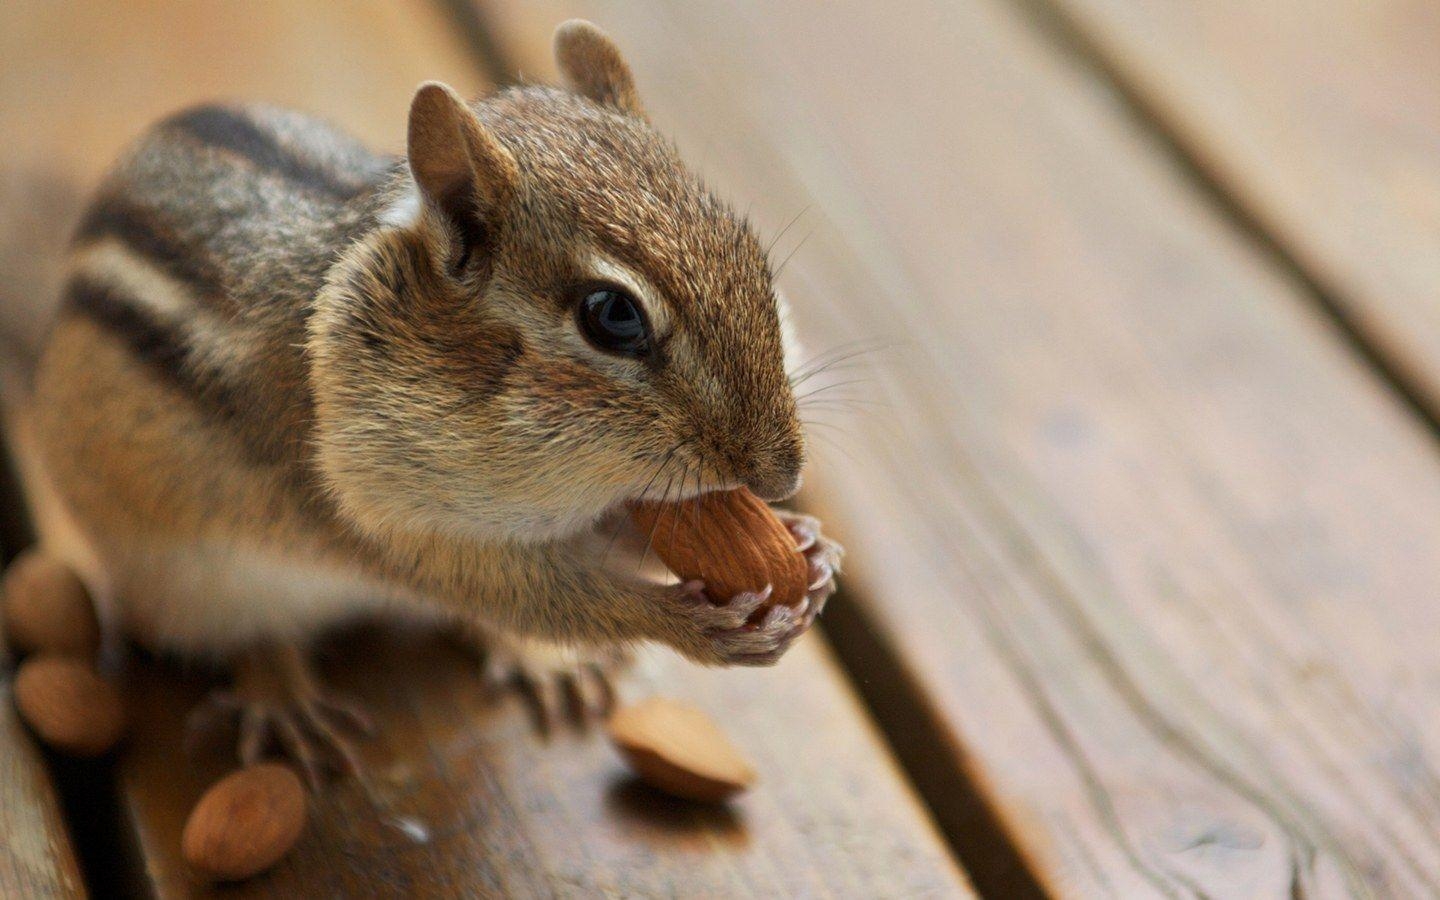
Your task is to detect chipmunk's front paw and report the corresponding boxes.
[185,643,374,791]
[667,580,809,667]
[776,510,844,620]
[480,634,630,733]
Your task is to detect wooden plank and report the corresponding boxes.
[1,406,86,900]
[0,2,969,895]
[480,2,1440,895]
[1034,0,1440,417]
[121,630,967,897]
[0,634,86,898]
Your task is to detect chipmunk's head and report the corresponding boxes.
[311,21,803,541]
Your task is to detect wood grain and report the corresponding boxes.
[1,272,84,900]
[1036,0,1440,419]
[0,0,482,184]
[480,1,1440,895]
[0,637,86,898]
[119,629,967,897]
[0,1,970,896]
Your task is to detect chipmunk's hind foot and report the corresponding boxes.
[186,641,374,791]
[479,632,631,734]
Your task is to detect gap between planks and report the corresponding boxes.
[0,446,129,898]
[461,0,1440,895]
[1003,0,1440,451]
[443,0,1053,894]
[2,2,972,893]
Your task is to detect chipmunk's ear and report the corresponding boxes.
[407,82,517,258]
[553,20,644,118]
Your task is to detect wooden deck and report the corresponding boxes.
[4,0,1440,896]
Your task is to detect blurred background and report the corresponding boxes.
[4,1,1440,897]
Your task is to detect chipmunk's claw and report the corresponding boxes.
[184,644,373,792]
[778,510,843,623]
[482,638,628,734]
[671,580,800,666]
[672,512,843,667]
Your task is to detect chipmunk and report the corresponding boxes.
[17,21,840,784]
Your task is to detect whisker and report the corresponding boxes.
[641,446,679,501]
[795,378,871,405]
[638,463,682,576]
[669,461,691,554]
[802,418,852,431]
[801,396,890,411]
[791,359,869,389]
[765,205,811,259]
[789,339,893,389]
[809,431,862,465]
[772,226,815,279]
[603,445,676,567]
[790,337,880,374]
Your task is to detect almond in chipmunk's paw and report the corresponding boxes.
[2,549,100,658]
[13,654,125,757]
[183,763,308,882]
[607,696,757,803]
[629,488,807,609]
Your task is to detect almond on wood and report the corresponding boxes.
[607,696,757,802]
[13,654,125,757]
[2,549,99,658]
[182,763,309,883]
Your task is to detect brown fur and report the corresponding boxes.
[29,22,815,666]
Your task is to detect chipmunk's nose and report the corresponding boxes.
[740,439,805,501]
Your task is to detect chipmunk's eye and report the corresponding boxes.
[576,286,650,357]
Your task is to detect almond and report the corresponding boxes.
[607,696,757,802]
[630,488,806,609]
[2,550,99,658]
[13,654,125,757]
[183,763,308,882]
